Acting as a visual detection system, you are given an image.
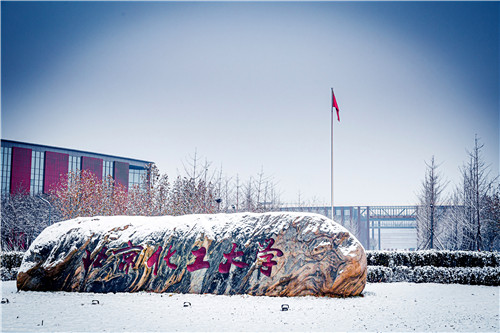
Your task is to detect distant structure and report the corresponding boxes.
[1,140,153,195]
[281,205,418,251]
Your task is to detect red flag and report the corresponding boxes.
[332,89,340,122]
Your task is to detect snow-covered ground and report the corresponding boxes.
[1,280,498,332]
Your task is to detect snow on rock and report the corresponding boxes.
[17,212,366,297]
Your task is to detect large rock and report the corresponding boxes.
[17,212,366,297]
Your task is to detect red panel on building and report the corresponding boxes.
[11,147,32,195]
[82,156,103,180]
[43,151,69,194]
[114,161,129,191]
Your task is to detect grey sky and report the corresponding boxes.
[2,1,498,206]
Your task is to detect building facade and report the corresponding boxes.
[1,140,153,195]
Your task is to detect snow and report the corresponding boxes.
[340,242,360,258]
[19,212,350,274]
[1,281,498,332]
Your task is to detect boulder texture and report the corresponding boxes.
[17,212,367,297]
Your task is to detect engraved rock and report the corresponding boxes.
[17,212,366,297]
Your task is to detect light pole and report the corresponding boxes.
[430,203,434,249]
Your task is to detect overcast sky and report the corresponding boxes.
[1,1,498,206]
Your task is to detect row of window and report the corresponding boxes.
[1,147,12,194]
[129,168,147,189]
[1,149,148,195]
[103,160,113,181]
[68,156,81,174]
[30,151,44,194]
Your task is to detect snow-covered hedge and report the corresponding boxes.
[366,251,500,286]
[1,251,24,281]
[367,265,500,286]
[1,251,24,269]
[367,250,500,268]
[1,267,19,281]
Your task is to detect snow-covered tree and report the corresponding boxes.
[416,156,447,250]
[49,170,128,220]
[167,176,217,215]
[457,136,497,251]
[218,173,234,213]
[127,163,170,216]
[481,183,500,251]
[440,136,499,251]
[177,152,280,214]
[1,192,59,251]
[340,214,361,240]
[441,192,465,250]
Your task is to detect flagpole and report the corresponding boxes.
[331,88,334,220]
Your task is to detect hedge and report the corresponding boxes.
[0,267,19,281]
[367,265,500,286]
[1,251,24,281]
[366,251,500,286]
[1,251,24,270]
[367,250,500,268]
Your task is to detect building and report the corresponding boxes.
[1,140,153,196]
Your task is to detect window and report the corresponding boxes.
[30,151,44,195]
[129,168,147,189]
[1,147,12,194]
[335,208,342,217]
[102,160,113,181]
[68,156,81,174]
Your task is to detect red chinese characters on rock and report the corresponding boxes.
[82,250,93,271]
[146,246,163,276]
[186,247,210,272]
[92,246,109,268]
[82,238,283,278]
[112,241,144,274]
[258,238,284,277]
[163,245,178,270]
[82,246,109,271]
[219,243,249,274]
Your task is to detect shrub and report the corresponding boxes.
[367,265,500,286]
[367,250,500,268]
[0,267,19,281]
[1,251,24,270]
[0,251,24,281]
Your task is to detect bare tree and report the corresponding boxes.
[441,192,465,250]
[212,168,233,213]
[297,190,304,208]
[440,136,499,251]
[221,174,233,212]
[340,214,361,240]
[195,163,282,213]
[1,192,60,251]
[234,174,240,211]
[182,149,201,181]
[459,136,497,250]
[242,176,255,212]
[482,183,500,251]
[253,166,276,212]
[416,156,447,249]
[49,170,128,219]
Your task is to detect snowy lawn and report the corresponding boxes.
[1,280,498,332]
